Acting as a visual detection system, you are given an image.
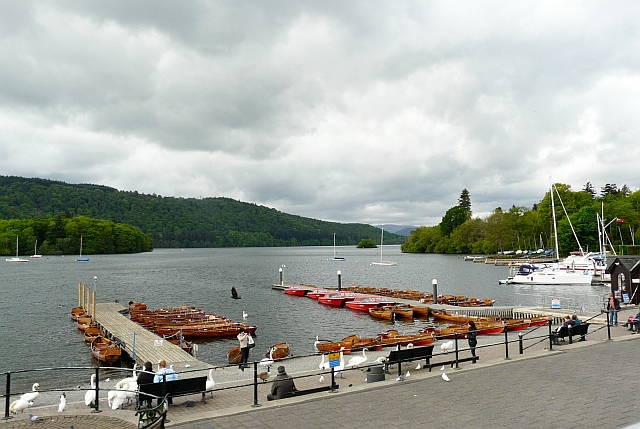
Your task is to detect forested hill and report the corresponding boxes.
[0,176,403,248]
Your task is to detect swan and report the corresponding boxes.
[415,364,422,370]
[108,384,129,409]
[346,348,368,368]
[206,369,215,397]
[9,399,32,414]
[115,363,139,405]
[442,373,450,382]
[440,340,454,353]
[259,347,276,371]
[20,383,40,402]
[85,374,97,407]
[405,370,410,377]
[58,393,66,412]
[318,353,330,370]
[318,375,325,383]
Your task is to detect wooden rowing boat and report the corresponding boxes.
[77,317,93,331]
[377,329,435,347]
[71,307,86,321]
[91,337,121,365]
[155,323,257,339]
[409,305,430,317]
[391,305,414,319]
[369,307,394,320]
[162,332,195,355]
[503,319,531,332]
[529,315,553,327]
[431,309,496,324]
[267,343,291,360]
[345,296,394,311]
[83,326,103,342]
[228,346,243,364]
[315,335,357,354]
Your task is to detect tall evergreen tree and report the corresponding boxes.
[582,182,596,196]
[458,189,471,212]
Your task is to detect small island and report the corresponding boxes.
[357,239,377,248]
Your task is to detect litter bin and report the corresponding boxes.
[367,364,385,383]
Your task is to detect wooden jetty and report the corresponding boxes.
[93,302,211,370]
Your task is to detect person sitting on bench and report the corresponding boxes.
[267,366,296,401]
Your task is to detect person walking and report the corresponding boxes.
[237,328,250,370]
[467,320,478,360]
[607,293,621,326]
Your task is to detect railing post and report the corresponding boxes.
[3,372,11,420]
[568,325,574,344]
[252,361,260,407]
[454,335,459,369]
[518,333,524,354]
[504,326,510,360]
[92,366,101,413]
[331,368,336,392]
[606,310,612,340]
[549,320,554,350]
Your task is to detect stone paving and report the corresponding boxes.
[3,307,639,428]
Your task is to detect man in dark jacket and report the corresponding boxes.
[267,366,296,401]
[136,361,155,409]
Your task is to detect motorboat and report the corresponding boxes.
[345,295,395,312]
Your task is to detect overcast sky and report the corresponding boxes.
[1,1,639,227]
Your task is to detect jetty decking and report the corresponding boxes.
[94,302,210,370]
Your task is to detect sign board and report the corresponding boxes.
[551,297,561,309]
[328,352,341,368]
[154,339,164,347]
[623,293,630,303]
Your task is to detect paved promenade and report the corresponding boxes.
[3,309,640,428]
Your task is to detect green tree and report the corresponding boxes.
[440,206,470,236]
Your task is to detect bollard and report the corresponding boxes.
[92,366,101,413]
[337,271,342,292]
[549,321,554,350]
[518,333,524,354]
[504,327,510,360]
[3,372,11,420]
[568,325,574,344]
[252,361,260,407]
[454,335,459,369]
[604,309,612,340]
[331,368,336,392]
[432,279,438,304]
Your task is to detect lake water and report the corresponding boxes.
[0,246,610,386]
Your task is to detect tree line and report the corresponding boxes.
[0,176,402,249]
[0,215,153,256]
[402,184,640,256]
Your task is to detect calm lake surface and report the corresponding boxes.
[0,246,609,383]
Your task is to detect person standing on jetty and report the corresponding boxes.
[467,320,478,360]
[607,293,621,326]
[237,328,250,370]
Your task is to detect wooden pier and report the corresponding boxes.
[93,302,211,371]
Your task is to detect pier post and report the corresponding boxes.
[78,282,82,308]
[132,332,137,362]
[279,267,283,286]
[337,270,342,291]
[432,279,438,304]
[3,372,11,420]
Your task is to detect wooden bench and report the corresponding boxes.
[281,384,338,399]
[551,323,590,345]
[138,376,209,405]
[384,345,434,376]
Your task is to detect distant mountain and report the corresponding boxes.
[376,224,417,236]
[0,176,406,248]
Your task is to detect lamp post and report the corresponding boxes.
[337,270,342,291]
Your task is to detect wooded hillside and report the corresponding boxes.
[0,176,402,249]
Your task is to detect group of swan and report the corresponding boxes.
[9,383,39,414]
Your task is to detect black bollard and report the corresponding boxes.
[3,372,11,420]
[92,366,101,413]
[454,334,459,368]
[549,320,554,350]
[504,326,510,360]
[252,361,260,407]
[518,333,524,354]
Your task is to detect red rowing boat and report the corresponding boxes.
[345,296,394,311]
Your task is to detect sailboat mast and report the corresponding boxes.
[380,229,384,261]
[550,183,560,260]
